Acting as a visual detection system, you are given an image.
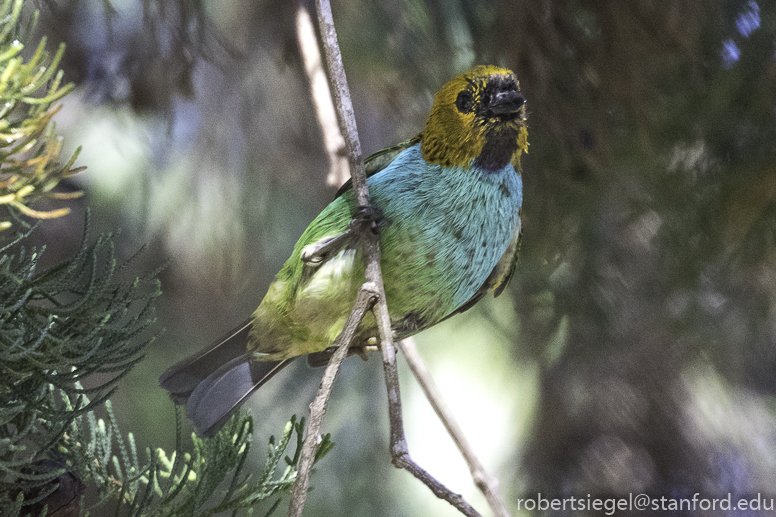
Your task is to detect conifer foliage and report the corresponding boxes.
[0,2,331,515]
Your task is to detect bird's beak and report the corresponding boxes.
[488,90,526,115]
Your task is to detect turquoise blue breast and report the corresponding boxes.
[366,143,522,330]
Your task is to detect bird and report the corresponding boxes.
[159,65,528,437]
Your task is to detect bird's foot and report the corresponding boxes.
[305,340,380,367]
[349,204,386,235]
[352,340,380,361]
[301,234,347,265]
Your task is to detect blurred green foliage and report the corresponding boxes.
[0,3,331,514]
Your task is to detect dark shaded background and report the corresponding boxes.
[27,0,776,515]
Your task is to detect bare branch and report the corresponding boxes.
[311,1,366,204]
[289,2,378,514]
[398,337,512,517]
[290,1,487,516]
[313,0,484,515]
[381,335,483,517]
[288,284,378,517]
[295,5,350,187]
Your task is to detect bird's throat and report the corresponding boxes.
[473,126,527,172]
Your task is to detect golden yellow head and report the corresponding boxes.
[421,65,528,171]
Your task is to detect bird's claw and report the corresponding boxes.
[349,205,382,235]
[305,341,380,367]
[354,342,380,361]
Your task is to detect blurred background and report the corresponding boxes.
[21,0,776,515]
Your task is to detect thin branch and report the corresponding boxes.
[398,337,512,517]
[381,333,482,517]
[290,1,485,516]
[311,1,366,204]
[288,2,377,515]
[295,4,349,188]
[312,0,484,515]
[288,284,378,517]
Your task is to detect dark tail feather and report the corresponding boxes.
[186,355,292,436]
[160,320,254,404]
[159,320,294,436]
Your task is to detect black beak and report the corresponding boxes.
[488,90,525,115]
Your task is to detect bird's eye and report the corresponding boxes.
[456,91,474,113]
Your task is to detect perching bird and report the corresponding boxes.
[160,65,528,436]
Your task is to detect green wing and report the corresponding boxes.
[334,134,422,199]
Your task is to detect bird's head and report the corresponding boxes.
[421,65,528,172]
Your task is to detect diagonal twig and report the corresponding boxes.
[289,3,377,516]
[295,4,349,188]
[290,1,486,516]
[379,332,481,517]
[288,284,378,517]
[398,337,512,517]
